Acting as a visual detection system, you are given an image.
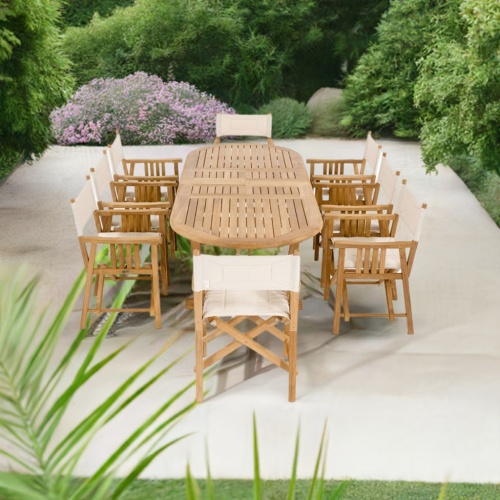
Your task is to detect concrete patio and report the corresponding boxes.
[1,137,499,484]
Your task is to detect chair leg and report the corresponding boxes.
[342,282,349,321]
[313,233,320,261]
[195,326,204,402]
[288,328,297,402]
[283,323,289,357]
[81,244,97,330]
[194,291,205,402]
[333,274,343,335]
[401,275,414,335]
[391,280,398,300]
[151,245,162,329]
[384,280,395,321]
[95,274,105,313]
[160,242,168,296]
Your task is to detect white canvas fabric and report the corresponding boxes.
[395,184,426,241]
[192,254,301,293]
[106,132,125,176]
[342,246,402,270]
[362,132,383,178]
[216,114,272,139]
[71,179,97,236]
[202,289,290,319]
[89,153,113,203]
[377,155,403,205]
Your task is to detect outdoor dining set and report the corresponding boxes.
[70,114,427,402]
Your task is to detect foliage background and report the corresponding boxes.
[60,0,134,27]
[60,0,389,109]
[0,0,73,179]
[341,0,500,176]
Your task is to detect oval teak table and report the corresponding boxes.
[170,143,323,252]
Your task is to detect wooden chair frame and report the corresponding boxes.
[106,130,182,178]
[332,240,416,335]
[94,202,171,295]
[307,131,383,180]
[78,232,162,330]
[311,178,381,260]
[192,251,300,402]
[70,181,163,330]
[321,211,399,298]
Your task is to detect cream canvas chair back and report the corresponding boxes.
[215,114,273,144]
[377,153,403,206]
[193,254,300,293]
[70,178,98,237]
[362,131,383,178]
[106,131,125,176]
[89,152,113,203]
[394,181,427,242]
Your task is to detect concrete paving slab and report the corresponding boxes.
[1,137,499,483]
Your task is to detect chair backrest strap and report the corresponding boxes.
[216,114,272,139]
[70,179,97,236]
[193,254,300,292]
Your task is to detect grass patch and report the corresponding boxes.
[119,478,500,499]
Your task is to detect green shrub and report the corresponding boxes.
[0,0,73,180]
[259,98,312,139]
[415,0,500,175]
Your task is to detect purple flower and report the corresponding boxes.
[50,72,234,145]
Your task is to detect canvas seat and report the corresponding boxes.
[192,252,300,402]
[202,290,290,319]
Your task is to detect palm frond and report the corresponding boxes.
[252,412,262,500]
[0,263,196,499]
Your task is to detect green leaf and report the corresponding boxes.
[307,419,328,500]
[287,424,300,500]
[253,412,262,500]
[185,463,200,500]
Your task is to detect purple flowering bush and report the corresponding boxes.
[50,72,234,145]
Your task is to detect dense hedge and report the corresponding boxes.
[0,0,73,180]
[60,0,389,108]
[60,0,134,27]
[341,0,500,175]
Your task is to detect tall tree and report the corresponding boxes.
[60,0,134,27]
[0,0,73,178]
[341,0,441,138]
[415,0,500,173]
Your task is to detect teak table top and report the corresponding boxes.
[170,143,323,251]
